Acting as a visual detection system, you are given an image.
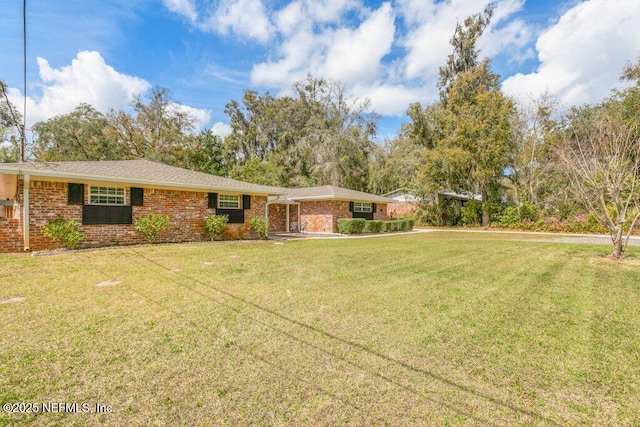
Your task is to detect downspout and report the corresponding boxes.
[22,173,30,251]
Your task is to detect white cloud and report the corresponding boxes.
[163,0,198,22]
[211,122,232,138]
[352,83,426,116]
[399,0,530,80]
[7,51,211,131]
[251,2,395,90]
[325,3,395,83]
[201,0,273,42]
[8,51,150,128]
[502,0,640,107]
[168,102,212,133]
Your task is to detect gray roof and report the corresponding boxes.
[0,160,285,195]
[281,185,393,203]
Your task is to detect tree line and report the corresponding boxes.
[2,6,639,257]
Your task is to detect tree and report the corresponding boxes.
[106,87,196,163]
[559,58,640,259]
[223,75,378,190]
[418,6,516,226]
[560,106,640,259]
[291,75,377,190]
[1,80,22,162]
[32,103,125,161]
[438,4,494,102]
[510,94,569,212]
[180,129,229,176]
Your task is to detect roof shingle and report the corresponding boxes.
[0,160,285,195]
[281,185,394,203]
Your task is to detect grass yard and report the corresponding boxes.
[1,232,639,425]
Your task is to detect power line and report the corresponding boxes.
[21,0,27,162]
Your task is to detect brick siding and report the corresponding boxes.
[296,200,389,233]
[267,203,300,232]
[387,202,417,218]
[0,178,268,252]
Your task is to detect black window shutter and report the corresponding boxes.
[348,201,354,212]
[372,203,376,213]
[242,194,251,210]
[131,187,144,206]
[68,183,84,205]
[208,193,218,209]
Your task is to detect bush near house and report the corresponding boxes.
[364,220,383,233]
[249,217,270,240]
[204,214,229,241]
[338,218,366,234]
[382,221,395,232]
[338,219,414,234]
[41,215,84,250]
[134,213,169,243]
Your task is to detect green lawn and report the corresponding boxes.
[1,232,639,425]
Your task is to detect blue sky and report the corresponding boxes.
[2,0,640,141]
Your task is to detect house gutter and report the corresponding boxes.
[22,173,30,252]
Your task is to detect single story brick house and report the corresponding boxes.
[267,185,394,233]
[0,160,284,252]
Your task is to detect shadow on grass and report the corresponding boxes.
[112,247,563,425]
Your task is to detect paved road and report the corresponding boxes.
[417,228,640,247]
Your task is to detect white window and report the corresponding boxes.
[219,194,240,209]
[89,186,125,205]
[353,202,372,213]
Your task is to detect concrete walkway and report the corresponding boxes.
[270,228,640,246]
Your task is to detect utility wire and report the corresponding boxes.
[21,0,27,162]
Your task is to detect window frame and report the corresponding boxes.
[88,186,126,206]
[352,202,372,213]
[218,194,241,209]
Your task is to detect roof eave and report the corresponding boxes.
[0,166,285,196]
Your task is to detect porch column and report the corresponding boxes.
[22,173,30,251]
[285,203,290,232]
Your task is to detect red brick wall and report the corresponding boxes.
[300,201,390,233]
[0,177,25,252]
[267,203,300,232]
[1,179,269,252]
[387,202,417,218]
[0,218,22,252]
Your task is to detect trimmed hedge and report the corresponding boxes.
[364,220,383,233]
[337,218,366,234]
[339,218,415,234]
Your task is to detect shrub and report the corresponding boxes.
[416,200,458,226]
[364,220,383,233]
[337,218,366,234]
[42,215,84,250]
[406,219,415,230]
[382,221,394,232]
[496,205,522,228]
[518,202,540,222]
[249,216,270,239]
[134,213,169,243]
[205,214,228,241]
[460,200,482,226]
